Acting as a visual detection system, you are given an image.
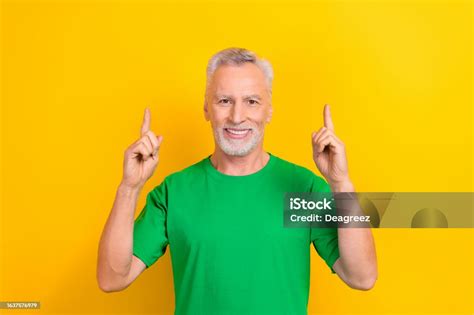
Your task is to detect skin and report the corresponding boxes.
[204,63,273,175]
[313,105,378,290]
[96,108,160,292]
[96,62,377,293]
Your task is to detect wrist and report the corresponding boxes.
[118,181,142,197]
[329,179,355,192]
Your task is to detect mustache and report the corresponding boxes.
[220,124,256,130]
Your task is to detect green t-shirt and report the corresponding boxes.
[133,152,340,315]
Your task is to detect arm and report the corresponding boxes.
[97,184,146,292]
[97,108,163,292]
[312,104,377,290]
[330,181,378,291]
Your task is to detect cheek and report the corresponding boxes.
[208,108,229,127]
[248,110,269,126]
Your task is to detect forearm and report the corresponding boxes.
[97,183,141,282]
[331,181,378,288]
[337,228,377,287]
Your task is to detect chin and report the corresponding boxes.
[220,140,262,157]
[213,127,264,157]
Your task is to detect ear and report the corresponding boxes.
[204,99,210,121]
[266,105,273,123]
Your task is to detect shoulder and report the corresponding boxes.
[271,154,316,179]
[153,157,208,190]
[271,154,329,191]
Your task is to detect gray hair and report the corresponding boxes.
[205,47,274,97]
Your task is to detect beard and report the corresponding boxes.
[213,123,264,157]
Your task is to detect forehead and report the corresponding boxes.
[209,63,268,96]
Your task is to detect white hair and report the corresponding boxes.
[205,47,274,97]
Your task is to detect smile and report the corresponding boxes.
[224,128,252,139]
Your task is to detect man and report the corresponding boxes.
[97,48,377,314]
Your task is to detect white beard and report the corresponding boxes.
[213,126,263,157]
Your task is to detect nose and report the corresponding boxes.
[229,101,246,125]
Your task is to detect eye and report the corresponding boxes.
[248,99,259,105]
[218,99,230,105]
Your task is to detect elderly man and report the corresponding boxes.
[97,47,377,315]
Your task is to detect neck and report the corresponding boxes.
[210,145,270,176]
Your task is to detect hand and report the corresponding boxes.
[121,108,163,190]
[312,104,350,187]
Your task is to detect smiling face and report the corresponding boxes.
[204,63,273,157]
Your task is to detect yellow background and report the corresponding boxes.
[1,0,473,314]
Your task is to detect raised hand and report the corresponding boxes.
[311,104,350,187]
[121,108,163,190]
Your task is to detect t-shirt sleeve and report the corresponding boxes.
[132,181,169,268]
[309,175,340,274]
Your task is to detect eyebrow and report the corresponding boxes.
[243,94,262,101]
[214,94,262,100]
[214,94,233,100]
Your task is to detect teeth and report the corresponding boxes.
[226,128,249,135]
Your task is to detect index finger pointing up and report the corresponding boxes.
[141,107,151,136]
[323,104,335,131]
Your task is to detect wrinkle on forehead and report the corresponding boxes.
[208,63,269,98]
